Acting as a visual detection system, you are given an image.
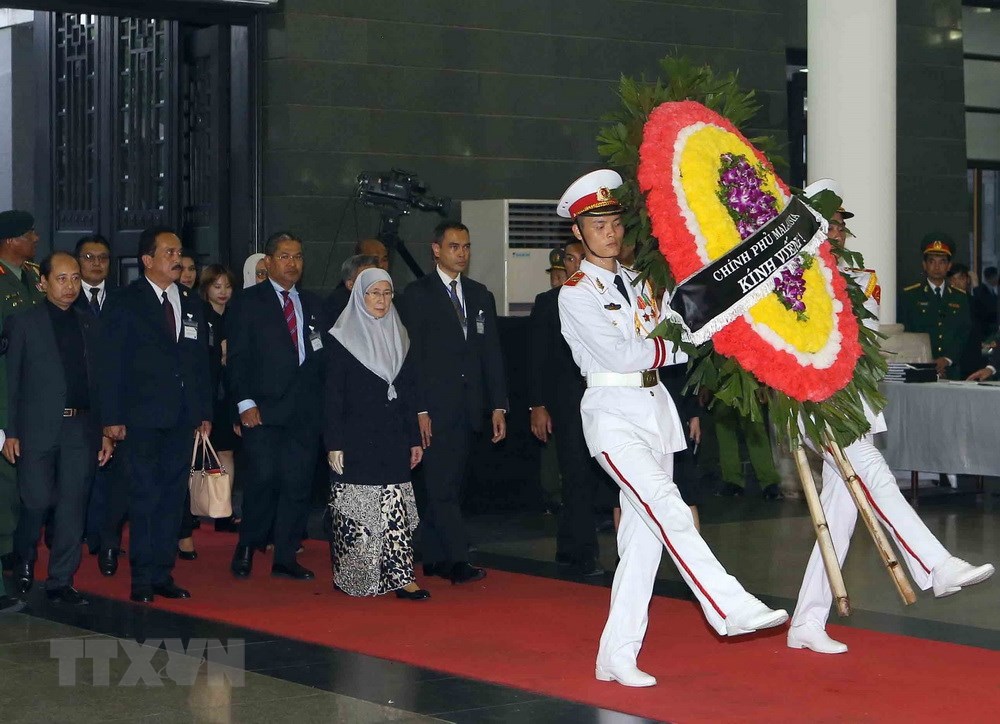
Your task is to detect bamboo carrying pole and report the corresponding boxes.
[823,429,917,606]
[791,442,850,616]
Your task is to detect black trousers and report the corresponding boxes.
[98,454,129,550]
[13,416,94,589]
[122,425,192,589]
[238,424,317,566]
[551,402,603,566]
[418,422,474,566]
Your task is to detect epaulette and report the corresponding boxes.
[902,282,921,292]
[23,261,39,274]
[950,285,967,295]
[563,271,586,287]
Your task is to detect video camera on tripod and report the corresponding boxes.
[357,170,452,278]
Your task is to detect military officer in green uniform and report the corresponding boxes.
[898,233,971,379]
[0,210,43,613]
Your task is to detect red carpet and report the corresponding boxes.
[69,530,999,722]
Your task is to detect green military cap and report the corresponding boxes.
[920,231,954,257]
[546,248,565,272]
[0,210,34,240]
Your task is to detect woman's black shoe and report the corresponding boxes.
[177,549,198,561]
[214,517,241,533]
[395,587,431,600]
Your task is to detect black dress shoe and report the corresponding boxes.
[718,482,744,497]
[761,485,785,501]
[567,560,606,577]
[98,547,119,577]
[177,549,198,561]
[130,588,154,603]
[14,560,33,595]
[152,582,191,599]
[214,517,240,533]
[231,545,253,578]
[271,562,314,580]
[46,586,89,606]
[395,587,431,600]
[449,562,486,585]
[0,594,26,614]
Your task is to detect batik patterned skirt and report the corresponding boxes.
[328,482,420,596]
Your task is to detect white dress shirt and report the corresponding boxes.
[82,280,106,310]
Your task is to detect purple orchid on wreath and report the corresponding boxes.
[773,254,814,321]
[716,152,813,320]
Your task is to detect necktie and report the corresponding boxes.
[89,287,101,317]
[449,280,467,334]
[935,286,942,298]
[162,291,176,341]
[613,274,632,307]
[281,290,298,351]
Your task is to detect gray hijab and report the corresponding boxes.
[330,268,409,399]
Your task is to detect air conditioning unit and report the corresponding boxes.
[461,199,575,316]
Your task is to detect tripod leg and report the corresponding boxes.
[823,430,917,606]
[791,441,850,617]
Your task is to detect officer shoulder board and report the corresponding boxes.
[949,285,967,295]
[902,282,922,292]
[563,271,586,287]
[23,261,40,276]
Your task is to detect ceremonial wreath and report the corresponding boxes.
[597,57,886,450]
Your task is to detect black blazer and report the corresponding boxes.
[226,281,325,430]
[397,272,507,433]
[100,279,212,429]
[322,283,351,328]
[527,285,585,418]
[73,283,115,318]
[4,303,102,449]
[324,338,420,485]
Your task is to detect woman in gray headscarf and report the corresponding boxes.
[242,253,266,289]
[325,268,428,600]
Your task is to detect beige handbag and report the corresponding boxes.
[188,432,233,518]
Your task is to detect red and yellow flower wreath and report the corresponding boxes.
[637,100,862,402]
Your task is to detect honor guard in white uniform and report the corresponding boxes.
[556,170,788,688]
[788,180,994,655]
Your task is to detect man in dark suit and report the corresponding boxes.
[528,239,607,577]
[397,221,508,584]
[322,253,378,326]
[973,266,999,338]
[74,234,113,317]
[4,252,113,604]
[100,226,212,603]
[71,234,119,557]
[227,231,325,581]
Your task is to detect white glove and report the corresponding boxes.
[328,450,344,475]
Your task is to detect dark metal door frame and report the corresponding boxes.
[30,4,264,278]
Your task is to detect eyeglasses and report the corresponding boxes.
[272,253,303,262]
[160,248,183,258]
[364,290,394,300]
[80,253,110,263]
[255,270,268,279]
[829,221,846,231]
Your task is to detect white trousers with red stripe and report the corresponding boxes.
[791,435,950,629]
[596,443,764,668]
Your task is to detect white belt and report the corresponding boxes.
[585,370,659,388]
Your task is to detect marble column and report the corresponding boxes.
[808,0,897,323]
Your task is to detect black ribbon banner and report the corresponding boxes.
[669,197,820,336]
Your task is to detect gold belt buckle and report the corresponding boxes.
[641,370,657,388]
